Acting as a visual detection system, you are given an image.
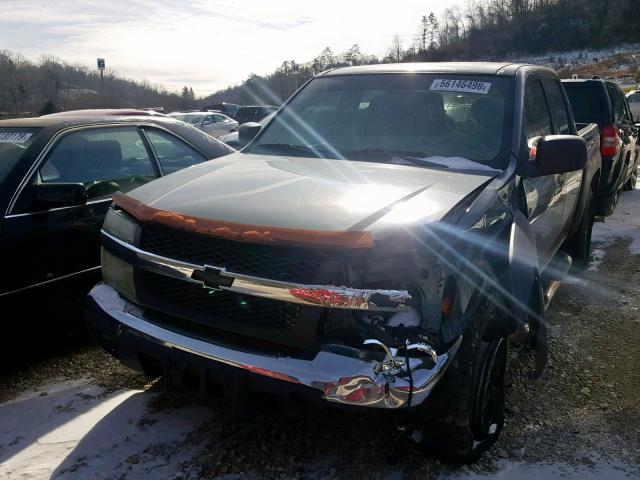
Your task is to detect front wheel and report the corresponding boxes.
[419,292,509,463]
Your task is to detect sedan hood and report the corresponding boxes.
[127,153,498,234]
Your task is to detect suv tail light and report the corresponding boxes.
[601,125,620,157]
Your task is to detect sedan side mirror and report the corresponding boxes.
[201,119,213,126]
[527,135,587,178]
[34,183,88,209]
[238,122,262,148]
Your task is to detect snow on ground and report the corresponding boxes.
[0,378,212,479]
[590,178,640,272]
[1,180,639,480]
[487,43,640,72]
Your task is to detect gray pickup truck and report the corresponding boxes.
[87,63,601,462]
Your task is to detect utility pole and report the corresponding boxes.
[97,58,106,107]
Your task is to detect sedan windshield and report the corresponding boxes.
[247,74,512,171]
[0,127,41,186]
[172,114,205,125]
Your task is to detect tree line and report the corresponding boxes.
[0,51,199,118]
[3,0,640,117]
[201,0,640,107]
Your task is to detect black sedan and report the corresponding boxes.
[0,113,234,351]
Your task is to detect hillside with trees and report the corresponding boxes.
[3,0,640,117]
[201,0,640,106]
[0,51,199,118]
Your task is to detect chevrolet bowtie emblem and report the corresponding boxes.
[191,266,234,291]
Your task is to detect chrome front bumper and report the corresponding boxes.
[88,283,461,409]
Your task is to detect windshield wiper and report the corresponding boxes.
[342,148,442,164]
[250,143,334,157]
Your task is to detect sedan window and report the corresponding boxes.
[37,126,158,200]
[145,128,208,174]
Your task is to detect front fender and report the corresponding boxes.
[508,209,540,323]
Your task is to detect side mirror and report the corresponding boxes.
[238,122,262,148]
[528,135,587,178]
[201,119,213,126]
[34,183,88,209]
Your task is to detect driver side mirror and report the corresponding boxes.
[202,119,213,126]
[238,122,262,148]
[527,135,587,178]
[34,183,87,209]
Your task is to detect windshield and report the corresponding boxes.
[0,127,41,186]
[247,74,512,171]
[172,114,205,125]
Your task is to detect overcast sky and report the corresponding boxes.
[1,0,461,95]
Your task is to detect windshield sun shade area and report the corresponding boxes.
[247,74,512,171]
[0,127,41,186]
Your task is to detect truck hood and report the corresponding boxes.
[127,153,498,234]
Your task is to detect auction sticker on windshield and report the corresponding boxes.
[430,79,492,94]
[0,132,33,144]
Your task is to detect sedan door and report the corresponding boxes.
[199,115,220,136]
[1,125,160,312]
[212,114,238,136]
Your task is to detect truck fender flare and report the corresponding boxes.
[507,209,541,329]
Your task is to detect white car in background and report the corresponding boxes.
[169,111,239,138]
[625,90,640,121]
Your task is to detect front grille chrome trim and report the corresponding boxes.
[102,230,410,312]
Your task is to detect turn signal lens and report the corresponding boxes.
[101,248,136,301]
[103,208,138,244]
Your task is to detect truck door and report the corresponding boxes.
[523,78,567,267]
[543,78,583,231]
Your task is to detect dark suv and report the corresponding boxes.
[563,78,639,214]
[234,105,278,125]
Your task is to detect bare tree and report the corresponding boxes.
[388,34,404,63]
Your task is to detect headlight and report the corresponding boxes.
[103,208,138,244]
[102,248,136,301]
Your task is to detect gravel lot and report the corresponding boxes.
[1,186,640,479]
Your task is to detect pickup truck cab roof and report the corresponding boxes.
[321,62,545,77]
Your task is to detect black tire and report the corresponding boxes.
[624,166,638,191]
[598,189,619,216]
[420,292,509,463]
[564,188,595,271]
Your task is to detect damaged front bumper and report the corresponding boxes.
[87,283,461,409]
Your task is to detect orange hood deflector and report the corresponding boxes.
[113,192,374,249]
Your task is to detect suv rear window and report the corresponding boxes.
[563,83,605,124]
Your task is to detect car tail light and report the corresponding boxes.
[601,125,620,157]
